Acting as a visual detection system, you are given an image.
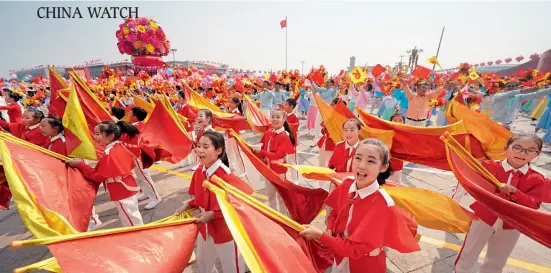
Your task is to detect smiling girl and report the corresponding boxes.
[175,131,252,273]
[66,121,144,227]
[300,138,420,272]
[252,108,296,215]
[455,133,551,273]
[0,109,48,147]
[328,119,361,173]
[0,93,23,123]
[39,116,67,156]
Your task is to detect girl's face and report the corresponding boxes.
[22,112,39,127]
[352,144,388,187]
[505,138,540,168]
[93,125,115,146]
[128,111,138,123]
[178,95,185,104]
[391,116,405,124]
[343,122,360,144]
[196,136,222,167]
[229,100,237,110]
[197,111,210,127]
[271,111,285,129]
[5,95,15,104]
[284,102,294,113]
[39,119,57,137]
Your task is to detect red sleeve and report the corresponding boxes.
[510,175,551,208]
[75,161,109,184]
[327,146,340,170]
[0,104,18,111]
[259,134,292,160]
[326,209,338,231]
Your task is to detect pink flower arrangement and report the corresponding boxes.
[116,17,171,56]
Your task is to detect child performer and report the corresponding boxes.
[124,107,162,210]
[328,119,361,173]
[177,91,197,168]
[0,92,23,123]
[66,121,144,227]
[454,134,551,273]
[39,116,67,156]
[284,98,300,182]
[252,108,296,215]
[191,109,215,171]
[175,131,252,273]
[226,97,247,177]
[0,109,48,147]
[300,138,420,272]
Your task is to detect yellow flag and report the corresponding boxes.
[427,56,442,69]
[347,66,366,84]
[469,72,480,81]
[63,84,97,160]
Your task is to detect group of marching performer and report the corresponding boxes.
[1,71,551,273]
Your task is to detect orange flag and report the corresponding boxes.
[357,108,487,170]
[139,96,193,167]
[0,138,98,236]
[243,95,271,133]
[48,66,68,117]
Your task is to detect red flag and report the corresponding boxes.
[70,72,112,131]
[358,109,487,171]
[371,64,387,77]
[46,222,198,272]
[230,131,328,224]
[48,67,68,117]
[411,65,432,79]
[335,99,357,120]
[139,100,193,167]
[280,19,287,28]
[446,143,551,247]
[243,95,271,133]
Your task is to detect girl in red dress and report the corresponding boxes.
[454,134,551,273]
[66,121,144,227]
[175,131,253,273]
[0,109,48,147]
[284,98,300,182]
[0,93,23,123]
[252,108,296,215]
[39,116,67,156]
[191,109,215,171]
[177,91,197,168]
[226,97,247,177]
[300,138,420,273]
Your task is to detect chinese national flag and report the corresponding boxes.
[371,64,387,77]
[280,19,287,28]
[411,65,432,79]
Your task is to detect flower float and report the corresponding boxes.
[116,17,170,67]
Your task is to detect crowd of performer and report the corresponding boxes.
[1,69,551,273]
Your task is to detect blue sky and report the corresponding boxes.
[1,1,550,77]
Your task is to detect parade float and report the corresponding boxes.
[116,17,170,69]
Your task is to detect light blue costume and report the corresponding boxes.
[491,87,551,125]
[393,88,409,116]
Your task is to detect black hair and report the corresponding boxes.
[506,133,543,152]
[8,92,21,102]
[176,85,182,91]
[111,106,126,120]
[199,131,229,167]
[26,109,45,121]
[343,118,362,130]
[327,79,335,85]
[178,90,186,100]
[390,113,405,123]
[96,120,140,141]
[286,98,297,109]
[358,138,393,185]
[44,116,64,134]
[331,97,341,105]
[272,108,296,146]
[230,97,243,114]
[130,107,148,122]
[198,109,213,125]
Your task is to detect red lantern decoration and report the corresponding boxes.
[474,64,479,67]
[505,57,512,64]
[487,61,493,66]
[495,59,502,65]
[530,53,539,60]
[516,56,524,62]
[480,62,486,67]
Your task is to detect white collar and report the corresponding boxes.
[502,160,529,175]
[273,126,285,134]
[287,112,295,117]
[50,132,65,143]
[27,123,40,130]
[203,159,231,179]
[348,180,380,199]
[345,139,360,150]
[105,141,120,154]
[203,125,213,132]
[132,121,141,126]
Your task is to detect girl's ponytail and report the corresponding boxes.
[116,120,140,139]
[283,121,296,146]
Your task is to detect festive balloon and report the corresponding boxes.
[487,61,493,66]
[198,69,206,77]
[505,57,512,64]
[166,68,173,76]
[495,60,502,65]
[190,66,198,73]
[127,69,134,76]
[516,56,524,62]
[10,74,17,79]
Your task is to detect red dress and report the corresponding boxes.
[470,160,551,230]
[0,103,22,123]
[0,122,48,147]
[257,127,295,174]
[321,178,420,272]
[177,103,196,132]
[46,133,68,156]
[196,125,214,145]
[286,112,299,147]
[187,159,253,243]
[75,141,138,201]
[328,140,360,172]
[317,124,335,151]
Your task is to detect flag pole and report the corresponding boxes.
[285,16,288,71]
[432,26,445,72]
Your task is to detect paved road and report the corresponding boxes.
[1,115,550,273]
